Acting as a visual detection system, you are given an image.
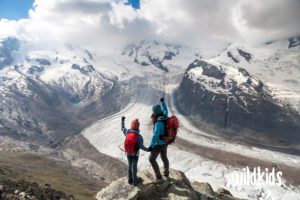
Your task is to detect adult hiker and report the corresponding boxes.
[149,97,170,182]
[121,116,149,186]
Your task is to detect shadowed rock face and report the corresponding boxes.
[227,52,239,63]
[96,168,240,200]
[237,49,251,62]
[175,59,300,145]
[288,36,300,48]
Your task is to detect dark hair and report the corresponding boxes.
[151,113,157,125]
[151,112,163,125]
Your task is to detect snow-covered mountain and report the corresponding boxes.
[1,36,300,200]
[0,37,197,145]
[0,38,128,145]
[122,40,197,72]
[175,36,300,150]
[213,36,300,113]
[175,59,300,148]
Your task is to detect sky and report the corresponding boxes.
[0,0,139,20]
[126,0,140,9]
[0,0,299,54]
[0,0,34,20]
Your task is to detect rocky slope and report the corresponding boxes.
[0,150,99,200]
[175,37,300,150]
[0,179,74,200]
[0,135,127,200]
[96,168,241,200]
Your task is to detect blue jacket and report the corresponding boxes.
[121,120,149,156]
[150,102,168,147]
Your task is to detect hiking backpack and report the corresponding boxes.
[124,132,139,154]
[161,115,179,144]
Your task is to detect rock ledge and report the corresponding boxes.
[96,168,242,200]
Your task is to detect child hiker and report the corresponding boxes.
[121,116,149,186]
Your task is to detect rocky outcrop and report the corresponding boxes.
[288,36,300,48]
[0,179,74,200]
[96,168,241,200]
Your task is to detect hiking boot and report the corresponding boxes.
[163,174,169,180]
[128,179,133,185]
[133,177,143,186]
[154,177,164,184]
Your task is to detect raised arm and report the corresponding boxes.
[121,116,127,136]
[160,98,168,117]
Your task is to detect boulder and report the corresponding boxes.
[217,188,233,198]
[192,182,214,197]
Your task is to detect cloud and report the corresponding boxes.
[0,0,299,54]
[53,0,112,14]
[138,0,238,47]
[233,0,300,43]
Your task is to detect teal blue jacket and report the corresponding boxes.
[150,102,168,147]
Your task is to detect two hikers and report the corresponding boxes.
[121,97,178,186]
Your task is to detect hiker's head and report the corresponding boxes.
[152,104,163,117]
[131,119,140,130]
[151,105,163,125]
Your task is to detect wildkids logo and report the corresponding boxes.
[225,167,283,186]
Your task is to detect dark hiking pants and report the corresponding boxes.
[127,155,139,184]
[149,144,169,179]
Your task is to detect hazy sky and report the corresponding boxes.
[0,0,299,53]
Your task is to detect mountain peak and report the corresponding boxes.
[122,40,181,72]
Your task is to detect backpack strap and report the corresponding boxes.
[159,118,168,140]
[134,134,140,152]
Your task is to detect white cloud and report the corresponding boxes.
[0,0,299,54]
[109,2,138,29]
[233,0,300,44]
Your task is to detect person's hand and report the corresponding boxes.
[160,97,164,103]
[121,116,125,121]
